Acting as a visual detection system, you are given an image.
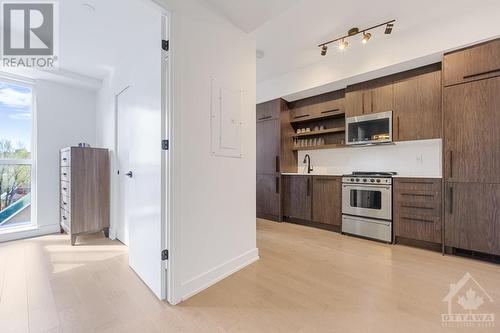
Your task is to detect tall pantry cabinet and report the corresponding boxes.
[443,38,500,256]
[256,99,296,221]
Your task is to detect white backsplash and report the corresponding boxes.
[297,139,442,177]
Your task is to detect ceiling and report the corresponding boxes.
[3,0,162,90]
[204,0,301,33]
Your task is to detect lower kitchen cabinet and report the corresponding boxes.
[312,176,342,227]
[256,174,281,221]
[394,178,442,244]
[282,175,312,221]
[445,182,500,256]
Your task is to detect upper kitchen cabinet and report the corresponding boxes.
[345,80,393,118]
[443,75,500,183]
[443,38,500,87]
[393,66,442,141]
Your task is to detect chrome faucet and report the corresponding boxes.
[303,154,313,174]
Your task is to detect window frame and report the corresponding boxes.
[0,75,36,232]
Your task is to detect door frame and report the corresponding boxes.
[110,0,174,303]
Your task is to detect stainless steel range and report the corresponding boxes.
[341,172,395,243]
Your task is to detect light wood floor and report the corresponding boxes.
[1,220,500,332]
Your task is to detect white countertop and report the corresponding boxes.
[281,172,442,178]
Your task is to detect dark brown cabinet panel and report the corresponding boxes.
[312,176,341,226]
[445,182,500,256]
[443,76,500,183]
[282,175,312,221]
[256,174,281,220]
[394,178,442,244]
[345,83,393,118]
[443,38,500,87]
[345,90,364,118]
[256,117,280,174]
[394,70,442,141]
[368,84,393,114]
[256,99,280,121]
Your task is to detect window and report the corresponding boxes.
[0,81,34,230]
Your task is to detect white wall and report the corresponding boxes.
[296,139,442,177]
[157,0,258,303]
[37,80,97,231]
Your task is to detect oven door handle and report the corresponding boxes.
[343,184,391,191]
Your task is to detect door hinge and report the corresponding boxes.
[162,139,169,150]
[162,39,169,51]
[161,249,169,260]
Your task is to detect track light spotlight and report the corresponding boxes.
[384,23,394,34]
[361,32,371,44]
[320,45,328,56]
[339,38,348,50]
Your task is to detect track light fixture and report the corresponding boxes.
[318,19,395,55]
[339,38,348,50]
[321,45,328,56]
[361,32,371,44]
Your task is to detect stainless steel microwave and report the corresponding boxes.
[345,111,392,146]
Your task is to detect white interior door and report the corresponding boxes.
[116,88,132,246]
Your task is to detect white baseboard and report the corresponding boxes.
[0,224,60,243]
[179,248,259,302]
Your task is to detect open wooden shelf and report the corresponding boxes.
[292,127,345,138]
[290,110,345,124]
[292,144,346,151]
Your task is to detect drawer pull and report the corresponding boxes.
[400,204,434,210]
[463,68,500,80]
[293,114,310,119]
[400,193,434,197]
[399,181,435,185]
[257,115,272,121]
[321,109,339,114]
[401,217,434,223]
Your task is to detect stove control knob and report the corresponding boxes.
[376,179,381,183]
[363,178,367,182]
[350,178,354,182]
[355,178,360,182]
[371,179,375,183]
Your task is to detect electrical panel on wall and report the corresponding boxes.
[210,78,243,158]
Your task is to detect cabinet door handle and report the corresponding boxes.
[293,114,310,119]
[321,109,339,114]
[306,178,310,196]
[370,90,374,112]
[361,92,365,114]
[397,116,400,140]
[257,115,271,121]
[275,177,280,194]
[463,68,500,80]
[275,156,280,173]
[449,185,454,214]
[449,150,453,178]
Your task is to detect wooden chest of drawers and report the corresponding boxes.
[59,147,110,245]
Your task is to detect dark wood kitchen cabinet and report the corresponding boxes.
[445,183,500,256]
[312,176,342,227]
[443,75,500,183]
[345,81,393,118]
[282,175,312,221]
[443,38,500,87]
[256,99,296,221]
[256,174,281,220]
[394,178,442,244]
[393,69,442,141]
